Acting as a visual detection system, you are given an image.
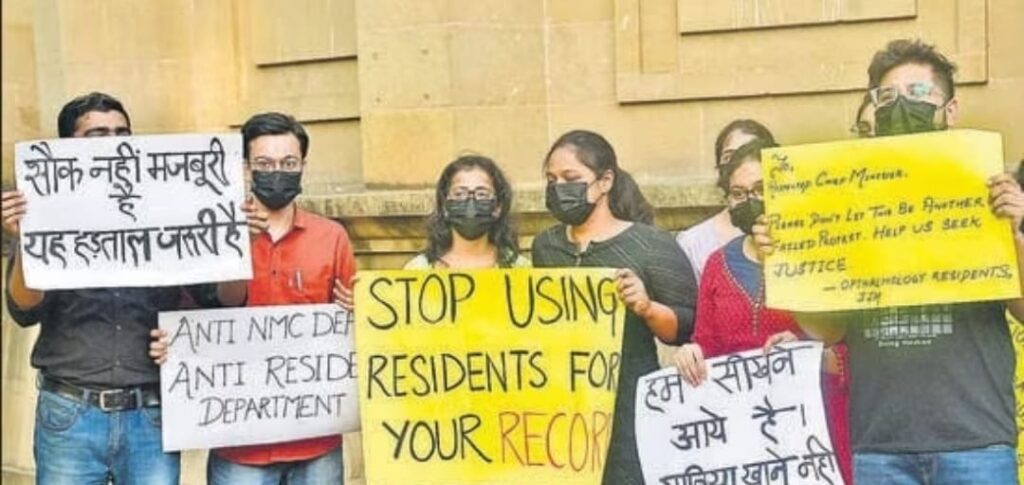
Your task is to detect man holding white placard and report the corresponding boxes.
[151,112,357,484]
[2,92,249,485]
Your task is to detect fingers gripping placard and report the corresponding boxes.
[355,268,625,485]
[763,130,1020,311]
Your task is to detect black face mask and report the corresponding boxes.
[445,198,497,240]
[729,198,764,236]
[546,181,596,226]
[252,171,303,210]
[874,96,940,136]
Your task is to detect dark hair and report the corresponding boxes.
[717,139,778,193]
[57,92,131,138]
[545,129,654,225]
[868,39,957,101]
[241,112,310,159]
[713,119,775,167]
[424,155,520,267]
[1016,159,1024,187]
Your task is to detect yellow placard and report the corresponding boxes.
[1010,315,1024,485]
[354,268,625,485]
[763,129,1020,312]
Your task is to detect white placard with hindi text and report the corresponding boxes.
[14,133,251,289]
[636,343,844,485]
[159,304,359,451]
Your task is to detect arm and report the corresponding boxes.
[330,224,357,307]
[3,191,46,323]
[214,196,275,307]
[7,250,44,311]
[5,250,48,327]
[635,234,699,345]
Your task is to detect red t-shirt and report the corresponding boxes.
[215,207,356,465]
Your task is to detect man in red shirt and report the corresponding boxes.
[154,112,356,483]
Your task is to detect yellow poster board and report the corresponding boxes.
[763,129,1020,312]
[1010,315,1024,485]
[354,268,625,485]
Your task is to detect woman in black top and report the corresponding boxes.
[531,129,697,485]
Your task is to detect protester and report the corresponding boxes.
[676,119,776,280]
[405,154,528,269]
[752,39,1022,484]
[530,129,697,484]
[1,92,246,485]
[673,140,852,484]
[151,112,357,484]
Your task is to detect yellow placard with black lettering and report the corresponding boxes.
[354,268,625,485]
[763,129,1020,311]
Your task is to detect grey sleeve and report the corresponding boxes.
[645,234,698,345]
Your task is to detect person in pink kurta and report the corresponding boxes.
[674,140,852,484]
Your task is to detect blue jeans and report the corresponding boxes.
[854,445,1018,484]
[34,388,179,485]
[207,446,344,485]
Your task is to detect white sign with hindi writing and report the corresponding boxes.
[159,304,359,451]
[14,133,251,289]
[636,343,844,485]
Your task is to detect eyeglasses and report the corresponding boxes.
[728,185,763,203]
[249,156,304,172]
[868,82,945,108]
[448,187,496,201]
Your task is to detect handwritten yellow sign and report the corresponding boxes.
[1010,315,1024,485]
[354,268,625,485]
[763,130,1020,311]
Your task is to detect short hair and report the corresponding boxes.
[713,119,776,166]
[57,92,131,138]
[717,139,778,194]
[867,39,958,101]
[240,112,310,159]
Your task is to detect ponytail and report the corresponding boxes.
[609,167,654,224]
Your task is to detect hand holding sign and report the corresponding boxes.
[149,328,169,365]
[751,214,775,259]
[615,268,651,317]
[988,173,1024,233]
[1,190,26,236]
[241,195,269,236]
